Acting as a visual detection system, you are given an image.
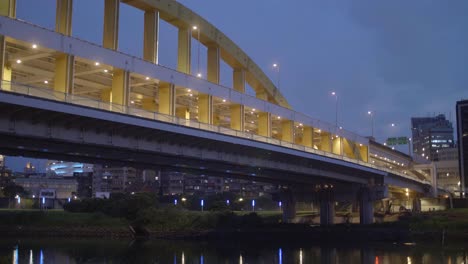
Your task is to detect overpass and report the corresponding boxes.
[0,0,443,224]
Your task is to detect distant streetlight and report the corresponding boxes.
[331,92,338,128]
[251,199,255,212]
[367,111,375,138]
[193,25,201,78]
[201,199,204,212]
[272,63,280,91]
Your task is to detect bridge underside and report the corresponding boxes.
[0,91,384,187]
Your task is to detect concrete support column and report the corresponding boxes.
[230,69,245,131]
[142,97,157,112]
[0,0,16,90]
[143,10,159,64]
[280,187,296,223]
[0,0,16,17]
[103,0,119,50]
[101,88,111,102]
[158,82,175,116]
[360,248,375,264]
[177,27,191,74]
[54,53,74,94]
[55,0,73,35]
[0,36,11,90]
[319,186,335,226]
[281,120,294,143]
[359,187,374,225]
[111,69,129,106]
[412,197,421,213]
[320,247,337,264]
[198,94,212,124]
[332,136,342,155]
[302,126,313,148]
[207,45,220,83]
[320,132,332,152]
[258,112,271,137]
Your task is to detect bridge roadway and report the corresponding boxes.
[0,87,435,224]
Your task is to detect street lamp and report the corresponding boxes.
[193,25,201,78]
[367,111,375,138]
[272,63,280,90]
[331,92,338,128]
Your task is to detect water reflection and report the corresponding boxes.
[1,239,468,264]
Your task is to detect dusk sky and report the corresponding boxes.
[6,0,468,171]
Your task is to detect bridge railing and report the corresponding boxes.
[0,81,431,185]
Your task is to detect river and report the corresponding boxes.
[0,238,466,263]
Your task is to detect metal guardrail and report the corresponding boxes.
[0,81,431,185]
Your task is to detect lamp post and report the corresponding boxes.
[193,25,201,78]
[331,92,338,129]
[273,63,280,90]
[367,111,375,138]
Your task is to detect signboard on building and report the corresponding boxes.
[386,137,409,146]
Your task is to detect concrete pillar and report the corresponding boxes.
[258,112,271,137]
[0,0,15,90]
[281,120,294,143]
[143,10,159,64]
[177,27,191,74]
[198,94,212,124]
[359,187,374,225]
[207,45,220,83]
[319,187,335,226]
[0,36,11,91]
[111,69,129,106]
[230,69,245,131]
[55,0,73,36]
[158,82,175,116]
[281,188,296,223]
[101,88,111,102]
[302,126,313,148]
[0,0,16,17]
[319,132,332,152]
[360,248,375,264]
[54,53,74,94]
[332,136,342,155]
[142,97,157,112]
[412,197,421,213]
[103,0,119,50]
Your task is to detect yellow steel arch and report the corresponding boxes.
[122,0,291,109]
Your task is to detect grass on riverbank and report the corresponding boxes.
[403,209,468,233]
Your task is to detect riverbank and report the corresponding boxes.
[2,209,468,243]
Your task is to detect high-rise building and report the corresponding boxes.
[411,114,454,161]
[92,166,137,195]
[456,100,468,196]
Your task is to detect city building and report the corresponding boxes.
[23,162,37,175]
[47,161,93,177]
[434,148,460,196]
[74,172,93,199]
[411,114,454,161]
[92,166,137,196]
[0,155,13,187]
[457,100,468,196]
[13,176,77,199]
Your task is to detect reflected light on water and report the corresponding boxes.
[375,256,379,264]
[182,252,185,264]
[200,255,204,264]
[40,250,44,264]
[299,248,303,264]
[29,250,33,264]
[239,254,243,264]
[279,248,282,264]
[407,256,412,264]
[13,247,18,264]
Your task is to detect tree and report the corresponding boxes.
[2,183,27,198]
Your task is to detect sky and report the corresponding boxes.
[6,0,468,171]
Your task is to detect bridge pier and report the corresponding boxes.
[412,197,422,212]
[359,187,374,225]
[280,187,296,223]
[318,185,335,226]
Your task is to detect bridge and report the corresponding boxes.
[0,0,445,225]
